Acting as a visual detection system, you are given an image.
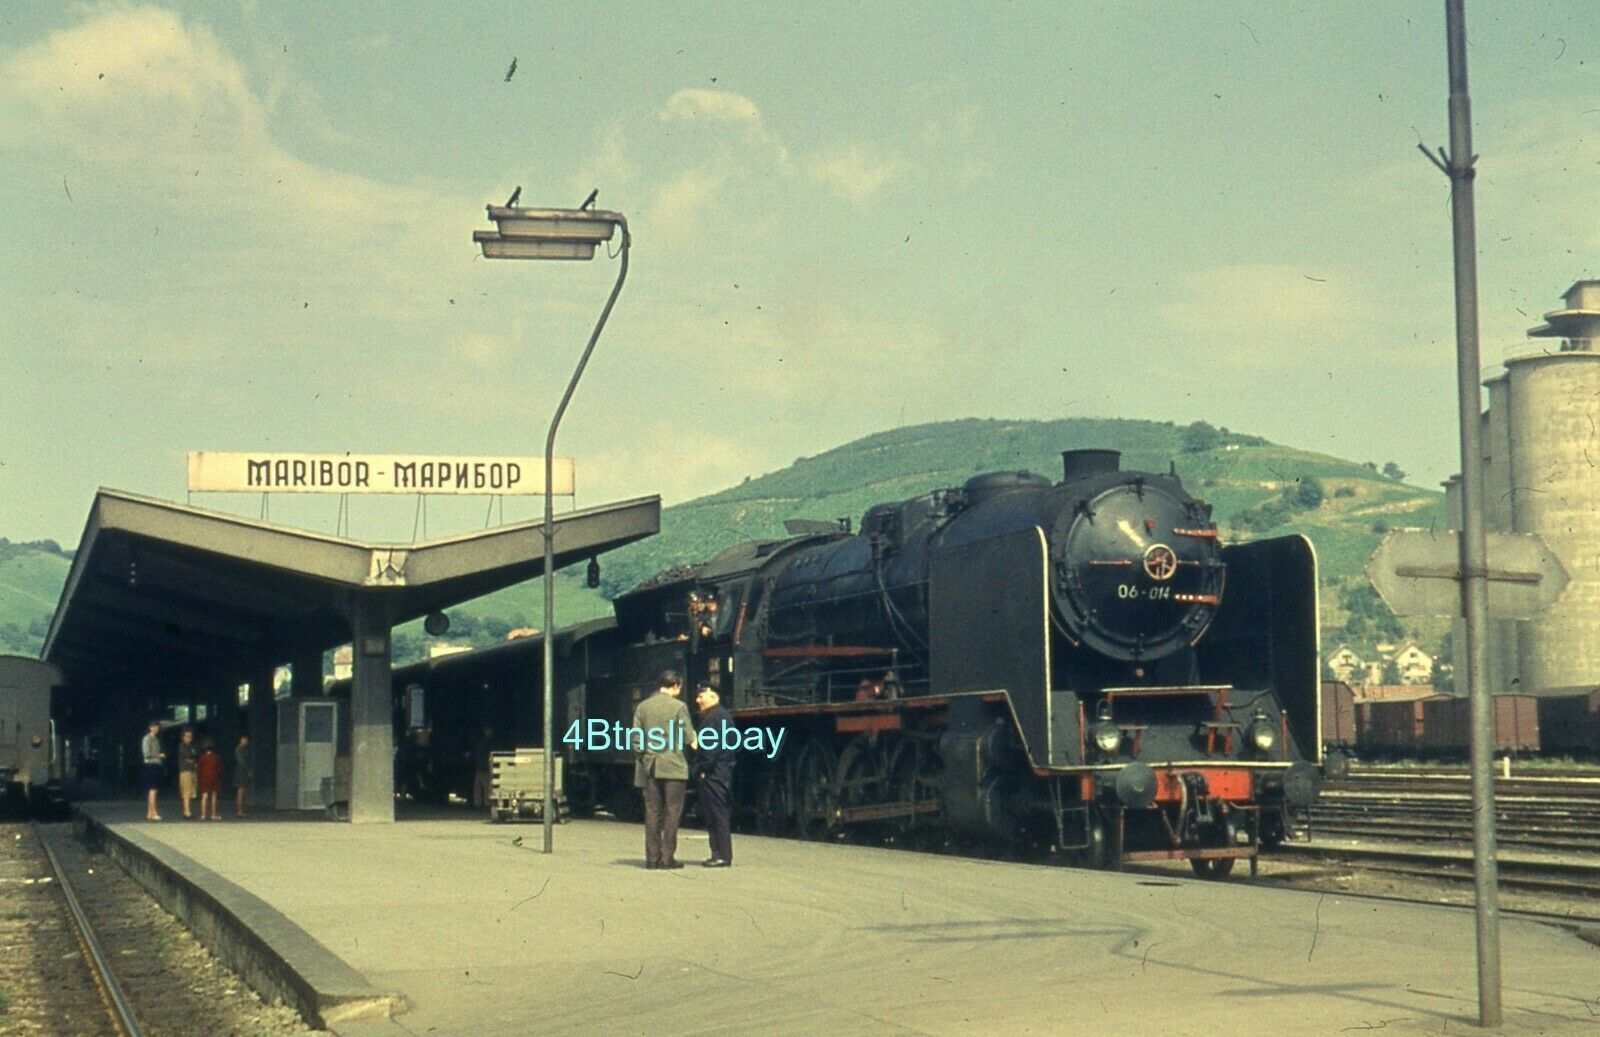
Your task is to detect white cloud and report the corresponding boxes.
[648,168,728,237]
[566,122,635,202]
[454,331,513,367]
[1477,107,1600,247]
[804,143,900,202]
[582,429,771,507]
[659,88,763,126]
[0,6,480,340]
[1157,263,1370,352]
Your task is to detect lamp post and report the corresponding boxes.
[476,202,630,853]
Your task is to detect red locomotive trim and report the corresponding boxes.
[837,713,903,734]
[1172,527,1219,538]
[1172,593,1220,605]
[1153,767,1252,802]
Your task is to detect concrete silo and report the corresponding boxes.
[1502,281,1600,696]
[1479,374,1519,696]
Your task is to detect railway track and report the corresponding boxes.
[1314,770,1600,852]
[0,822,319,1037]
[1265,768,1600,905]
[0,822,140,1036]
[34,822,145,1036]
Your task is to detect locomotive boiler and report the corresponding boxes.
[391,448,1323,875]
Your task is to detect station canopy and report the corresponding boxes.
[43,489,660,692]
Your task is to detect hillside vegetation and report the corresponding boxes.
[0,539,73,655]
[2,419,1445,663]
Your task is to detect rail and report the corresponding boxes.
[33,822,145,1037]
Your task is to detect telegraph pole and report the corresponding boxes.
[1419,0,1501,1025]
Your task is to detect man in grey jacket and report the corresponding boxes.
[633,670,697,869]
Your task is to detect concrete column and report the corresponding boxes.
[248,664,278,810]
[348,598,395,823]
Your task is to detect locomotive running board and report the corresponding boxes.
[834,800,943,825]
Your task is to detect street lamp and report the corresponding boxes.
[476,201,630,854]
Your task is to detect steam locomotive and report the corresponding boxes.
[391,448,1323,875]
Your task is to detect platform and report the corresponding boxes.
[80,801,1600,1036]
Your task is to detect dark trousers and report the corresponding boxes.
[642,778,687,865]
[701,775,733,863]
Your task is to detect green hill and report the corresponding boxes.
[0,539,74,655]
[588,418,1444,601]
[1,419,1446,664]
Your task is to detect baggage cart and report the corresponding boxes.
[490,748,565,822]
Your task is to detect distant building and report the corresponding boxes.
[506,627,540,641]
[1391,642,1435,684]
[332,645,353,681]
[1326,645,1365,683]
[428,642,472,659]
[1326,641,1435,687]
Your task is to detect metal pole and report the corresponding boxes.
[541,220,630,853]
[1425,0,1501,1025]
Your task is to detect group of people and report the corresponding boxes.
[632,670,736,870]
[140,721,254,822]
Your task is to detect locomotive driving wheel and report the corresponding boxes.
[834,737,887,839]
[794,739,839,840]
[1189,857,1236,880]
[756,770,793,835]
[886,738,942,848]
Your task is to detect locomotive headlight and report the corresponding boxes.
[1247,712,1277,753]
[1091,721,1122,754]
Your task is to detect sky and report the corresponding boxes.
[3,2,1599,546]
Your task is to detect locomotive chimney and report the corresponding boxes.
[1061,449,1120,482]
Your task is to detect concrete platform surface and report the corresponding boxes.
[84,803,1600,1036]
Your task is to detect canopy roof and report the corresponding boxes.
[43,489,659,691]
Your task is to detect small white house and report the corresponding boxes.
[1391,642,1435,684]
[1326,645,1365,683]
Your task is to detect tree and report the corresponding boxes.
[1181,420,1221,453]
[1382,461,1406,482]
[445,610,478,639]
[1337,581,1404,646]
[391,630,427,666]
[1294,476,1324,510]
[1434,631,1455,692]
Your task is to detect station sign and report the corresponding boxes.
[187,452,573,495]
[1365,529,1568,619]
